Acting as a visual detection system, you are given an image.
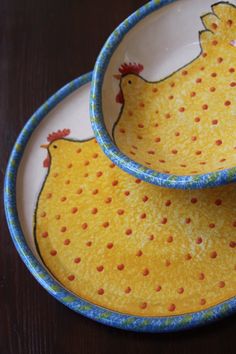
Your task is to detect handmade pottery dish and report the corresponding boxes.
[91,0,236,189]
[4,73,236,332]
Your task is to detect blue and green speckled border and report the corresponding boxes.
[4,72,236,332]
[90,0,236,190]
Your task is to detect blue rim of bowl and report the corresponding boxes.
[4,72,236,333]
[90,0,236,190]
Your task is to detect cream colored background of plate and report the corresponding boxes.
[16,82,93,259]
[102,0,236,136]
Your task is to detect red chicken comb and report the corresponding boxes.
[118,62,144,76]
[47,129,71,142]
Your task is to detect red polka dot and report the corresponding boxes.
[97,288,104,295]
[177,287,184,294]
[196,237,203,244]
[107,242,113,249]
[227,19,233,26]
[185,253,192,261]
[147,150,155,155]
[156,285,162,292]
[142,268,149,276]
[209,223,215,228]
[124,191,130,196]
[46,193,52,199]
[40,211,46,218]
[202,52,207,57]
[200,298,206,305]
[185,218,191,224]
[195,117,200,123]
[42,231,48,238]
[182,70,188,75]
[199,273,205,280]
[102,222,109,228]
[152,88,158,93]
[86,241,92,247]
[138,123,144,128]
[169,95,174,100]
[84,160,89,166]
[55,215,61,220]
[77,148,82,153]
[125,229,132,236]
[191,197,198,204]
[64,239,70,245]
[167,235,173,243]
[190,91,196,97]
[61,226,67,233]
[179,107,185,112]
[175,132,180,136]
[217,57,223,63]
[195,150,202,155]
[136,250,143,257]
[61,196,67,202]
[125,286,131,294]
[149,234,155,241]
[211,72,217,77]
[67,163,72,169]
[159,159,165,163]
[117,209,124,215]
[93,153,98,159]
[210,251,217,258]
[212,40,218,45]
[105,197,112,204]
[218,281,225,288]
[91,208,98,214]
[165,260,171,267]
[140,213,146,219]
[109,163,115,168]
[139,102,145,108]
[50,250,57,256]
[230,82,236,87]
[97,265,104,272]
[232,221,236,227]
[142,195,149,202]
[74,257,81,264]
[77,188,83,194]
[92,189,98,195]
[155,137,161,143]
[68,275,75,281]
[165,200,171,207]
[191,136,197,141]
[215,139,222,146]
[96,171,103,177]
[168,304,176,312]
[161,217,167,224]
[117,264,125,271]
[225,100,231,106]
[140,302,147,309]
[215,199,222,206]
[229,67,235,73]
[172,149,178,154]
[202,104,208,110]
[196,78,202,83]
[229,241,236,248]
[212,119,218,125]
[82,223,88,230]
[135,179,141,184]
[71,207,78,214]
[119,128,125,133]
[165,113,171,119]
[210,87,216,92]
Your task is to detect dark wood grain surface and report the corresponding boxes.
[0,1,235,353]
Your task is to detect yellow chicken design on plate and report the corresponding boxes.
[35,129,236,317]
[114,2,236,176]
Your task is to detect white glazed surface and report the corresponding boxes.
[102,0,236,136]
[16,82,93,260]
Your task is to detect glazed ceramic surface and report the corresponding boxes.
[4,73,236,332]
[91,0,236,189]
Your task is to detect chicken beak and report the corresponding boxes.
[40,143,49,149]
[113,74,122,80]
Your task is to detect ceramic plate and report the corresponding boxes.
[91,0,236,189]
[4,73,236,332]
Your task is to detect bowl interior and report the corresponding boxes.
[102,0,236,176]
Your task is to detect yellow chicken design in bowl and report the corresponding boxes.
[114,2,236,176]
[35,129,236,317]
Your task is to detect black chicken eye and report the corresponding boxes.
[53,145,58,149]
[128,80,132,84]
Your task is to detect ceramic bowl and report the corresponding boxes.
[91,0,236,189]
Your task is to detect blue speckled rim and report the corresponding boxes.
[90,0,236,190]
[4,72,236,333]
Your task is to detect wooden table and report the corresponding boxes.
[0,1,235,353]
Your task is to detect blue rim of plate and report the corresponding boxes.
[4,72,236,333]
[90,0,236,190]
